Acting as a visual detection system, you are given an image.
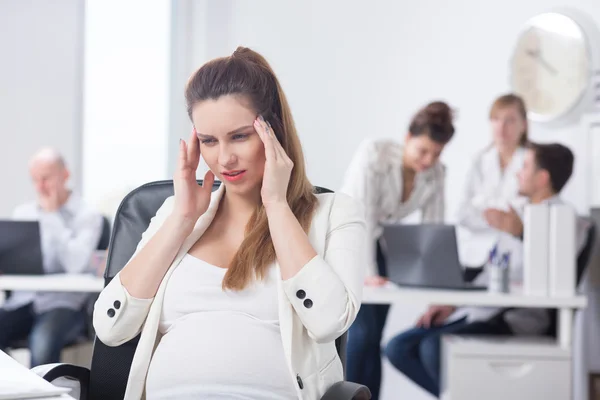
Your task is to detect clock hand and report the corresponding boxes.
[526,48,539,58]
[537,51,558,75]
[525,48,558,76]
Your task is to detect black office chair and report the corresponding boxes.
[34,180,371,400]
[80,216,112,340]
[97,216,111,252]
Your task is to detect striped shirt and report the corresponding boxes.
[340,139,445,276]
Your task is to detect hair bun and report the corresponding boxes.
[232,46,266,66]
[408,101,455,144]
[424,101,454,129]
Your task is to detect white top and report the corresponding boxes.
[340,139,445,276]
[146,254,296,399]
[455,145,526,266]
[5,193,103,313]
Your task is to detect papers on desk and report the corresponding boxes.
[523,203,576,297]
[0,383,69,400]
[523,204,549,296]
[0,351,71,399]
[549,205,576,297]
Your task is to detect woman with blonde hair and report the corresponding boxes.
[456,93,529,265]
[93,47,366,400]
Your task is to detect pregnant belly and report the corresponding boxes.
[146,312,297,400]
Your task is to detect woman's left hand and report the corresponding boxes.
[254,115,293,209]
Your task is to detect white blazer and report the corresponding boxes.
[456,145,526,265]
[340,138,445,276]
[92,184,367,400]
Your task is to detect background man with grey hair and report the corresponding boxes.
[0,148,103,366]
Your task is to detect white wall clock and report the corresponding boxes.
[509,10,600,124]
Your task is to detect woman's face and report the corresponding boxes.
[490,105,526,150]
[191,95,266,197]
[403,134,445,172]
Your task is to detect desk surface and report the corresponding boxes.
[0,274,104,293]
[0,274,587,309]
[363,283,587,308]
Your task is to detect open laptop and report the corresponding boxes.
[0,220,44,275]
[381,224,486,290]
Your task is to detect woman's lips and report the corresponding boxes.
[222,170,247,182]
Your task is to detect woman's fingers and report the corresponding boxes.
[187,129,200,170]
[254,117,278,161]
[265,120,286,160]
[201,169,215,190]
[178,139,188,170]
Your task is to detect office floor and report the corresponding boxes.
[9,342,93,370]
[380,302,434,400]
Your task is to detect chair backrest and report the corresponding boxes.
[97,216,111,251]
[89,180,343,400]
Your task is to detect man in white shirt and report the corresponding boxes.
[0,148,103,366]
[384,142,587,397]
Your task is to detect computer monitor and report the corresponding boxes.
[381,224,485,290]
[0,220,44,275]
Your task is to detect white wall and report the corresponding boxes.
[82,0,171,219]
[0,0,84,217]
[173,1,600,399]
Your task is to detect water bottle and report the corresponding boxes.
[489,251,510,293]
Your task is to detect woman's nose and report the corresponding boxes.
[218,147,236,166]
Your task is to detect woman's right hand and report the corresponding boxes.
[172,129,215,224]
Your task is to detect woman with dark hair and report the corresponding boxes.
[382,94,530,398]
[92,47,367,400]
[341,101,456,399]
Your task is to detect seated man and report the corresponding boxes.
[384,142,588,397]
[0,148,103,366]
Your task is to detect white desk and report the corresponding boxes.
[0,274,104,293]
[0,275,586,347]
[362,283,586,308]
[362,283,586,348]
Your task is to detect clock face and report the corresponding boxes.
[510,12,591,122]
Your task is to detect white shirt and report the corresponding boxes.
[5,192,103,313]
[93,185,366,400]
[146,254,296,399]
[340,139,445,276]
[456,145,527,266]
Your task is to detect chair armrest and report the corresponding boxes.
[31,363,90,400]
[321,381,371,400]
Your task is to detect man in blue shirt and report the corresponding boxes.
[0,148,103,366]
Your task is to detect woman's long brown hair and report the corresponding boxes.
[185,47,318,290]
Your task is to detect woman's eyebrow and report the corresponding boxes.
[196,125,255,138]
